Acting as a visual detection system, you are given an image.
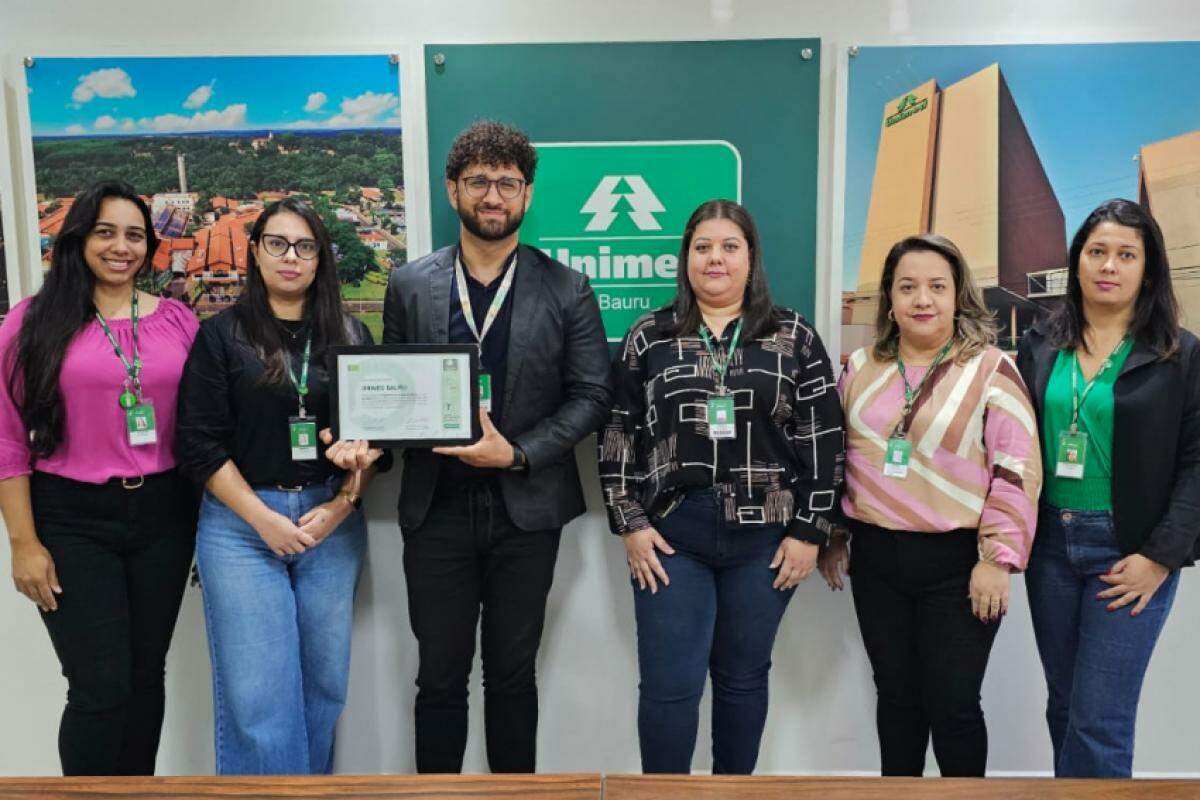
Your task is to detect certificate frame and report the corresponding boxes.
[329,344,481,448]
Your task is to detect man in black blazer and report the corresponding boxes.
[382,121,611,773]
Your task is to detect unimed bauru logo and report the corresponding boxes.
[885,92,929,127]
[580,175,666,232]
[523,141,741,340]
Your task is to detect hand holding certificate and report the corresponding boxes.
[432,408,516,468]
[329,345,481,448]
[319,428,384,471]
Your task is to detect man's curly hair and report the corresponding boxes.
[445,120,538,184]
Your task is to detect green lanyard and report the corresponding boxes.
[286,331,313,417]
[95,290,143,409]
[698,318,743,394]
[894,338,954,436]
[1069,337,1131,433]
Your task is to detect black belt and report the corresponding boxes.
[252,480,327,493]
[106,469,181,491]
[33,469,179,492]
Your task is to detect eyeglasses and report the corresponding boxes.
[460,175,527,200]
[260,234,319,260]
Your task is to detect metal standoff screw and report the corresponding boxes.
[800,48,814,61]
[433,52,446,67]
[23,56,35,68]
[389,53,400,65]
[848,46,860,58]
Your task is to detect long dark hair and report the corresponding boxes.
[671,199,778,339]
[872,233,996,363]
[1046,198,1179,358]
[8,180,157,457]
[236,197,350,385]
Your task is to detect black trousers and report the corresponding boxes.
[30,470,198,776]
[402,480,561,774]
[848,520,1000,777]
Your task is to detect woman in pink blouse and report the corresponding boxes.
[0,181,199,776]
[819,234,1041,777]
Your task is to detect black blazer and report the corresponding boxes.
[1016,321,1200,569]
[382,243,612,532]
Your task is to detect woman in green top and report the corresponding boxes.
[1016,199,1200,778]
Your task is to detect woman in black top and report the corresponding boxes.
[176,198,384,775]
[598,199,844,774]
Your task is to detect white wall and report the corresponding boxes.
[2,0,1199,778]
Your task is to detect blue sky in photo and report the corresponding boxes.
[28,55,402,137]
[844,42,1200,286]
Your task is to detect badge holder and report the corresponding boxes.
[883,434,911,478]
[700,320,743,442]
[707,392,736,440]
[1055,429,1088,479]
[286,335,318,461]
[290,413,318,461]
[479,371,493,414]
[886,339,954,479]
[120,383,157,447]
[125,401,157,446]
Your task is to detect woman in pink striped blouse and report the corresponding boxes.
[818,234,1041,777]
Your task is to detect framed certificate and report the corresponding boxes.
[329,344,481,448]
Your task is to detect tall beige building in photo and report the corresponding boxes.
[1140,130,1200,332]
[844,63,1067,355]
[853,80,941,296]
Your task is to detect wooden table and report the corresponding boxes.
[3,773,1198,799]
[0,774,601,800]
[604,775,1200,799]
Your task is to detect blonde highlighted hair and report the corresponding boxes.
[872,233,997,363]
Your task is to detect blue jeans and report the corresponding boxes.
[1026,505,1180,777]
[196,480,366,775]
[633,489,795,774]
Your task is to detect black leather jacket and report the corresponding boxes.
[1016,322,1200,569]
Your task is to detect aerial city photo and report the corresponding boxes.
[28,54,407,340]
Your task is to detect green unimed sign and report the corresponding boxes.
[522,141,742,341]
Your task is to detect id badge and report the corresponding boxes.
[1056,430,1088,479]
[707,394,736,440]
[479,372,493,414]
[883,435,911,478]
[289,415,318,461]
[126,402,157,447]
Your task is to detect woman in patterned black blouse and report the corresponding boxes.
[599,199,845,774]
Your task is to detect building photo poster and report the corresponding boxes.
[841,42,1200,361]
[25,55,408,340]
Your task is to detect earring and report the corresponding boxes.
[887,309,895,322]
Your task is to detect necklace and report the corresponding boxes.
[276,318,309,341]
